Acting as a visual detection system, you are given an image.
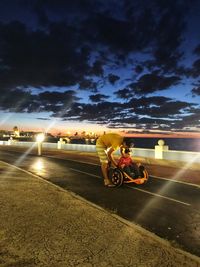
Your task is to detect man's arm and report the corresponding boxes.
[107,147,118,167]
[119,145,124,155]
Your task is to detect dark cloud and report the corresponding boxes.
[46,94,199,131]
[38,90,79,104]
[185,43,200,78]
[56,101,124,123]
[135,65,143,74]
[133,100,196,118]
[36,117,50,120]
[0,89,79,113]
[0,0,199,132]
[33,1,49,26]
[89,15,139,53]
[0,0,194,92]
[114,88,134,99]
[0,88,36,112]
[89,93,109,102]
[193,44,200,55]
[79,79,98,92]
[126,96,172,111]
[123,97,197,124]
[191,59,200,78]
[108,74,120,85]
[152,21,184,72]
[0,20,94,91]
[89,60,104,77]
[170,108,200,130]
[125,74,180,95]
[191,81,200,96]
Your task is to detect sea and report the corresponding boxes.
[130,137,200,152]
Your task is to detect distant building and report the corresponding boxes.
[13,126,20,137]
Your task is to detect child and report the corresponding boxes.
[118,148,140,178]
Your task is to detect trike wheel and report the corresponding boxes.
[110,168,124,187]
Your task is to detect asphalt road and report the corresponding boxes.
[0,149,199,257]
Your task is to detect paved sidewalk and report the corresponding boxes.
[0,160,200,267]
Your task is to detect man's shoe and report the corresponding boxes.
[105,184,116,187]
[104,179,115,187]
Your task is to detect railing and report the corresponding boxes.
[163,150,200,163]
[1,140,200,163]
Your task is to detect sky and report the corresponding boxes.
[0,0,200,135]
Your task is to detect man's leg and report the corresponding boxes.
[96,144,114,186]
[101,162,111,185]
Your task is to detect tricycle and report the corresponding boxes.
[108,162,149,187]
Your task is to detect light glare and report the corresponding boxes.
[36,133,45,142]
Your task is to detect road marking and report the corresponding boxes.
[151,175,200,189]
[69,167,191,206]
[69,167,100,178]
[126,185,190,206]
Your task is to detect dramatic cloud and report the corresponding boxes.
[186,43,200,78]
[78,79,98,92]
[38,90,79,105]
[36,118,50,121]
[124,74,180,95]
[0,0,200,132]
[171,108,200,130]
[135,65,143,74]
[89,94,110,103]
[0,21,92,90]
[108,74,120,85]
[191,59,200,78]
[194,44,200,55]
[114,88,134,99]
[43,94,198,131]
[192,81,200,96]
[0,88,35,112]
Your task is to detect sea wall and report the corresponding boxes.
[1,140,200,164]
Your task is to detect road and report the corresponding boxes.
[0,149,199,257]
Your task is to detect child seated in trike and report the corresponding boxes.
[109,148,149,187]
[118,148,140,178]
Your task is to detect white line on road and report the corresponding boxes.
[69,167,191,206]
[151,175,200,188]
[126,185,190,206]
[69,167,100,178]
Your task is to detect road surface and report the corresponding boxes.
[0,149,199,257]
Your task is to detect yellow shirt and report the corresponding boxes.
[96,133,123,150]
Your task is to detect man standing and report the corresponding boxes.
[96,133,134,187]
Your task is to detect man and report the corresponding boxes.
[96,133,134,187]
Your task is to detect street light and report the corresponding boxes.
[36,133,45,156]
